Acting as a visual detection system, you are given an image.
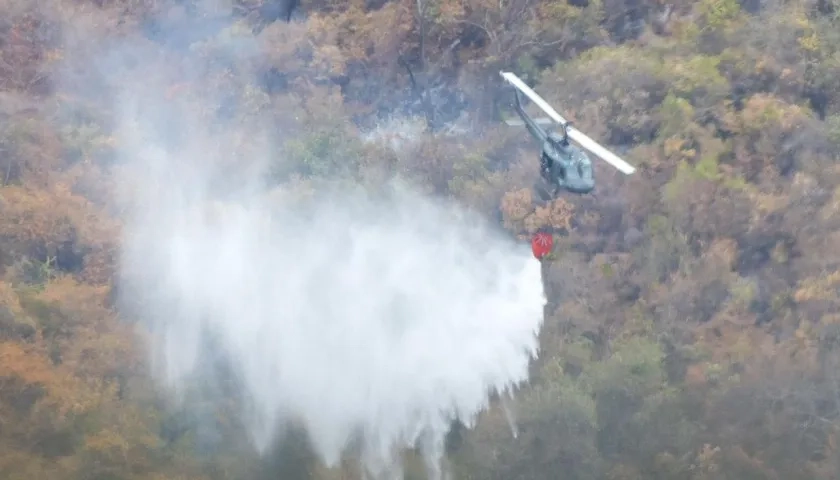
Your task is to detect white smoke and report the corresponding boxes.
[91,15,546,480]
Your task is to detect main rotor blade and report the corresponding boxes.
[500,71,637,175]
[500,71,568,124]
[504,117,554,127]
[567,129,636,175]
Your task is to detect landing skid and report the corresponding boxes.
[533,178,556,202]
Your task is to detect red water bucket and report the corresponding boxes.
[531,232,553,259]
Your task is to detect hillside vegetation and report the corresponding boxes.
[2,0,840,478]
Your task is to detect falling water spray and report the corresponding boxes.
[63,12,547,480]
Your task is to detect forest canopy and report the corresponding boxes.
[1,0,840,479]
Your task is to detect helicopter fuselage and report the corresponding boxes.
[509,85,595,198]
[540,136,595,195]
[501,70,637,259]
[502,71,636,195]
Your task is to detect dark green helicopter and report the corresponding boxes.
[500,71,636,200]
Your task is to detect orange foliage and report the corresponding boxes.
[0,183,119,281]
[500,187,533,231]
[0,341,55,386]
[524,197,574,232]
[0,340,96,416]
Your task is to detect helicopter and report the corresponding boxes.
[499,71,636,201]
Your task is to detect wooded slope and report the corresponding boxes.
[1,0,840,478]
